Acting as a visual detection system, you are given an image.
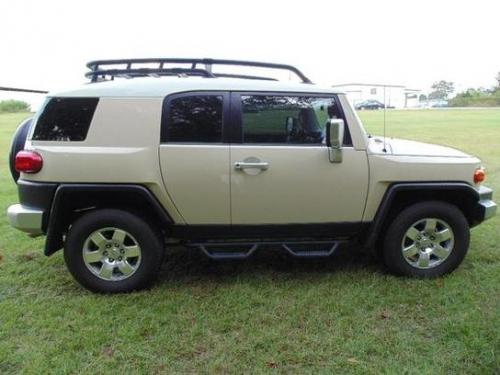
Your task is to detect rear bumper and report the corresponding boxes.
[7,204,44,235]
[6,180,57,236]
[475,185,497,223]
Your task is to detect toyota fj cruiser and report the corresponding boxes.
[7,58,497,293]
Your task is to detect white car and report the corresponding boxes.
[7,58,497,293]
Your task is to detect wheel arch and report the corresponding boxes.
[364,182,480,251]
[45,184,173,256]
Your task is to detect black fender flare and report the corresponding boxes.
[44,184,173,256]
[363,182,480,249]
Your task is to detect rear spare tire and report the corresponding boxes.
[9,117,33,182]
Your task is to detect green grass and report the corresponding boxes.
[0,110,499,373]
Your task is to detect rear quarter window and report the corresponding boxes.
[32,97,99,141]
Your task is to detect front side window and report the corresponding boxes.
[32,97,99,141]
[165,95,223,143]
[241,95,346,145]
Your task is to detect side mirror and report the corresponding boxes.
[326,119,344,163]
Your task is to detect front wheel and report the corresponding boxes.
[64,209,164,293]
[382,201,470,278]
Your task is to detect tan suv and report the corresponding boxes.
[7,58,497,293]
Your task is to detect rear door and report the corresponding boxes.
[159,92,231,224]
[229,92,369,225]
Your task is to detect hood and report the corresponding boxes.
[369,137,472,158]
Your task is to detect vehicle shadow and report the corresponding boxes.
[158,244,382,283]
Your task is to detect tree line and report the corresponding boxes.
[449,72,500,106]
[420,72,500,107]
[0,99,30,113]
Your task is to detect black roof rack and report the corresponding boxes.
[85,58,313,84]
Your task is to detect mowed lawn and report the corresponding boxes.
[0,109,499,373]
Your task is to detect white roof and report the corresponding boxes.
[51,77,342,97]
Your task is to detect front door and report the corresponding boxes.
[230,93,369,225]
[159,92,231,224]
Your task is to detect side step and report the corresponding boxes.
[189,240,341,260]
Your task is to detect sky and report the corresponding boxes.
[1,0,499,109]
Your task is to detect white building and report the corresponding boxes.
[331,83,421,109]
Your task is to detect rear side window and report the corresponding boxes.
[164,95,223,143]
[32,97,99,141]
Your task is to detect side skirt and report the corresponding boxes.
[169,222,370,241]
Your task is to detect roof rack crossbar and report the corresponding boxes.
[85,67,216,81]
[85,58,312,84]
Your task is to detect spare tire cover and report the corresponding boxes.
[9,117,33,182]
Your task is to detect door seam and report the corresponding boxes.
[228,91,233,225]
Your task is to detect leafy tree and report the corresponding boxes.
[419,94,428,102]
[0,100,30,113]
[428,80,454,100]
[449,87,500,107]
[496,72,500,88]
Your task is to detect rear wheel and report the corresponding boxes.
[64,209,164,293]
[382,201,469,277]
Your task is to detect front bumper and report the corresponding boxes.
[476,185,497,223]
[7,204,44,235]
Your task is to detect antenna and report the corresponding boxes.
[382,85,387,152]
[0,86,48,94]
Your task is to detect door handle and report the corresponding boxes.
[234,161,269,171]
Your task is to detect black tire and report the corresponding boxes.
[382,201,469,278]
[9,117,33,183]
[64,209,164,293]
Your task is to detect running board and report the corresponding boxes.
[189,240,340,260]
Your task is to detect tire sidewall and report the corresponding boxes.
[64,209,163,293]
[383,201,470,278]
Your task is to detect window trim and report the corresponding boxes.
[230,91,353,146]
[160,91,230,144]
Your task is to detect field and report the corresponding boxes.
[0,109,499,373]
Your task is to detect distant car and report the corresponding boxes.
[355,100,386,110]
[431,101,448,108]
